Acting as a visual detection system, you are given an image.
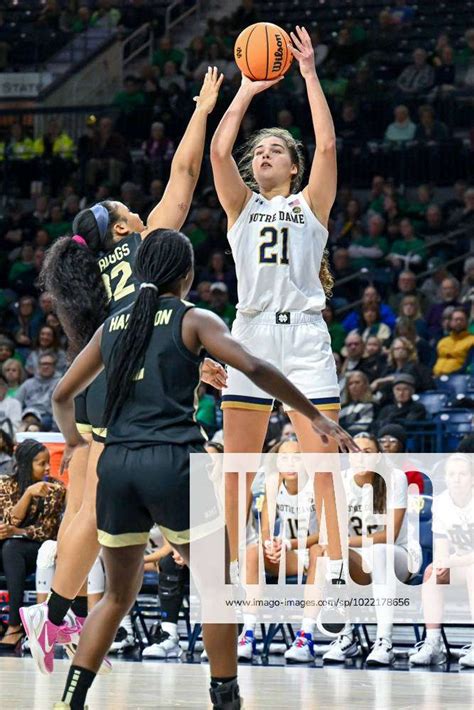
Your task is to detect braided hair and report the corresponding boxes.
[104,229,194,424]
[13,439,49,526]
[40,201,121,360]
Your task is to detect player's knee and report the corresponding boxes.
[36,540,57,569]
[309,543,325,560]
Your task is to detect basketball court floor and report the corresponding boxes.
[1,655,472,709]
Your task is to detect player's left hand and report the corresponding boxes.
[289,26,316,79]
[194,66,224,114]
[60,435,89,475]
[172,550,186,566]
[311,414,360,453]
[201,357,227,389]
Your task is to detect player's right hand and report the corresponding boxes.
[311,414,360,453]
[240,73,283,95]
[194,66,224,114]
[60,435,89,475]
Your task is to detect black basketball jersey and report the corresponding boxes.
[97,233,142,316]
[100,296,205,447]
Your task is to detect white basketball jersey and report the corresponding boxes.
[432,489,473,555]
[228,191,328,313]
[343,468,408,548]
[276,478,318,541]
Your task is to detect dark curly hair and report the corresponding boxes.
[104,229,194,424]
[39,201,121,360]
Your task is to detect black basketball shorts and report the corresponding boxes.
[96,442,222,548]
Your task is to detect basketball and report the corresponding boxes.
[234,22,293,81]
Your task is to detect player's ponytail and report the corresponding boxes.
[319,249,334,299]
[103,229,194,424]
[40,201,122,360]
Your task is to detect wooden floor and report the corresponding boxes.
[1,657,473,709]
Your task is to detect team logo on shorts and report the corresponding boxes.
[276,311,290,324]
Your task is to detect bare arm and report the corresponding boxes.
[210,75,280,226]
[142,67,223,236]
[290,26,337,227]
[52,327,104,457]
[184,308,357,451]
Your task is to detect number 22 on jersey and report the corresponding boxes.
[102,261,135,303]
[259,227,290,265]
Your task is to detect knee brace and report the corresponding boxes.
[158,554,187,599]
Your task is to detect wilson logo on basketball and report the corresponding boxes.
[272,34,284,73]
[236,46,242,59]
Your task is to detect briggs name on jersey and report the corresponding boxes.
[249,210,305,225]
[98,243,131,271]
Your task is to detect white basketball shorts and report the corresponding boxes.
[221,311,340,412]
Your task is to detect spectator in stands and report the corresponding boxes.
[348,213,388,271]
[460,257,474,301]
[389,0,415,26]
[231,0,259,33]
[455,27,474,66]
[193,43,233,82]
[433,308,474,376]
[446,186,474,232]
[18,409,42,434]
[2,359,26,399]
[8,243,35,294]
[71,5,92,33]
[319,60,348,102]
[91,0,121,29]
[0,338,17,369]
[209,283,236,329]
[419,257,454,306]
[42,205,71,241]
[82,116,130,193]
[442,180,467,220]
[0,375,21,437]
[195,281,212,310]
[15,353,61,431]
[378,424,407,454]
[8,295,42,357]
[432,46,456,97]
[361,335,388,382]
[332,198,362,246]
[142,122,175,181]
[375,373,426,431]
[343,286,396,334]
[153,36,185,72]
[386,217,427,270]
[396,48,435,97]
[323,304,346,355]
[160,60,186,93]
[389,271,423,313]
[38,292,55,323]
[0,430,13,478]
[198,251,237,301]
[336,102,367,146]
[339,371,375,435]
[372,336,434,397]
[353,302,392,345]
[398,295,429,338]
[419,204,445,239]
[384,105,416,143]
[415,105,449,141]
[276,110,302,141]
[113,75,146,116]
[33,118,75,194]
[425,277,463,340]
[340,333,375,382]
[185,36,206,76]
[25,325,67,377]
[0,440,65,649]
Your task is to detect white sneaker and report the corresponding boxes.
[284,631,315,663]
[200,648,208,661]
[409,639,447,666]
[142,632,183,659]
[237,630,255,661]
[109,625,135,654]
[322,632,359,663]
[366,638,395,666]
[459,644,474,668]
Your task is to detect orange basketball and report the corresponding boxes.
[234,22,293,81]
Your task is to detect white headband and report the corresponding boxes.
[140,282,159,292]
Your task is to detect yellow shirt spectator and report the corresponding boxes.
[433,308,474,376]
[33,131,75,160]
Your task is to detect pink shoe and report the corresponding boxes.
[20,603,60,674]
[60,613,112,676]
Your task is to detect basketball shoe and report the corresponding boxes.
[142,630,183,659]
[284,631,315,663]
[20,603,60,674]
[366,637,395,666]
[409,638,447,665]
[237,629,256,661]
[459,644,474,668]
[322,629,359,663]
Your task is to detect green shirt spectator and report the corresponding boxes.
[387,218,427,268]
[209,283,236,329]
[113,77,146,114]
[152,36,184,70]
[348,214,389,270]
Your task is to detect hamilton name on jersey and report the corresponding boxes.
[108,307,173,332]
[249,210,305,225]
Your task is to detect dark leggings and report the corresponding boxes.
[0,538,41,626]
[158,552,189,625]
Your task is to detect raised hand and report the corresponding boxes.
[240,72,283,96]
[194,66,224,114]
[289,25,316,79]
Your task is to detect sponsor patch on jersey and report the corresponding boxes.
[292,206,302,214]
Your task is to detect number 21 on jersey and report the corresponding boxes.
[259,227,289,265]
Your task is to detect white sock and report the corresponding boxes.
[229,560,240,585]
[329,558,346,583]
[121,614,133,634]
[426,628,442,644]
[376,624,393,643]
[243,614,256,632]
[162,622,178,639]
[301,618,316,636]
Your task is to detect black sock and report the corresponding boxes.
[71,596,88,619]
[210,675,238,688]
[47,589,74,627]
[61,665,96,709]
